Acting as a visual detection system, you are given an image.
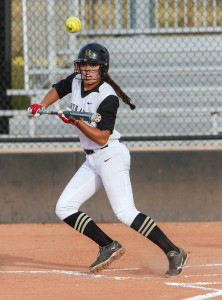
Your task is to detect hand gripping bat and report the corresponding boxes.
[36,109,101,122]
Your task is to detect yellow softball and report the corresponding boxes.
[65,17,82,33]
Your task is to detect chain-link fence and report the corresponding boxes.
[1,0,222,149]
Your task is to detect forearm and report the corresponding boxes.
[76,120,110,146]
[41,88,59,109]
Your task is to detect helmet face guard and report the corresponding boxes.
[74,43,109,79]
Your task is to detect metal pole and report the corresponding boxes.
[22,0,29,90]
[0,0,11,134]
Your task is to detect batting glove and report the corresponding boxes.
[58,110,79,126]
[27,104,45,116]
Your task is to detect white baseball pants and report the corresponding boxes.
[56,141,140,226]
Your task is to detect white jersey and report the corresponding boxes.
[53,73,121,149]
[55,74,141,230]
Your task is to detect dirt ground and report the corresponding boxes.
[0,222,222,300]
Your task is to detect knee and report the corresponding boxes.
[55,201,65,220]
[115,206,140,227]
[55,199,78,221]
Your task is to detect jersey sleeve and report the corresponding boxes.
[52,73,75,98]
[97,95,119,133]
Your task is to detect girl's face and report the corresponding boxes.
[79,62,101,90]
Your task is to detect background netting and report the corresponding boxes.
[1,0,222,149]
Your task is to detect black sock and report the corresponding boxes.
[63,211,113,247]
[130,213,179,255]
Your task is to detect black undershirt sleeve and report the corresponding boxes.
[97,95,119,134]
[52,73,75,98]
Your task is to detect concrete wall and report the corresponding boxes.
[0,149,222,223]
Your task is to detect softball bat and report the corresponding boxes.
[36,109,101,123]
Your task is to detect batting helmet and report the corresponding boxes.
[74,43,109,78]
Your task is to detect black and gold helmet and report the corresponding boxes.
[74,43,109,78]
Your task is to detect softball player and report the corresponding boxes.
[28,43,188,277]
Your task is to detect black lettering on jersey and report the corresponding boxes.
[71,103,87,113]
[71,104,79,111]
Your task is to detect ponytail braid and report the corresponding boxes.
[104,73,136,110]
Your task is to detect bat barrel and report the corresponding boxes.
[66,111,101,123]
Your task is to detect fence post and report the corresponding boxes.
[0,0,11,134]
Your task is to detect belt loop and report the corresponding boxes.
[84,149,95,155]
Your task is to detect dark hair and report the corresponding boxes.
[104,73,136,110]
